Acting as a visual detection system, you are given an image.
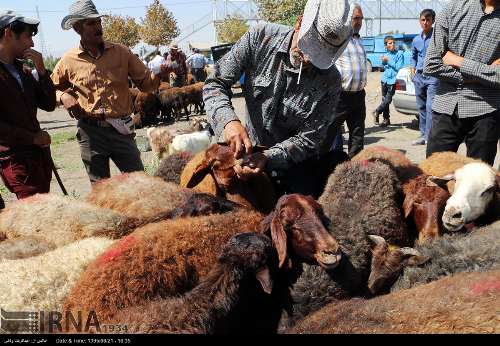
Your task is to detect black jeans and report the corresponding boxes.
[191,68,206,83]
[77,120,144,183]
[269,150,349,199]
[375,82,396,119]
[335,90,367,158]
[426,109,499,166]
[0,193,4,210]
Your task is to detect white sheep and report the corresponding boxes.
[0,237,114,315]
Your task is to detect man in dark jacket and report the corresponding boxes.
[0,10,56,200]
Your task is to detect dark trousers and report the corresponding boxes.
[335,90,367,158]
[0,147,52,199]
[269,150,349,199]
[77,120,144,183]
[191,68,206,83]
[426,109,499,166]
[375,82,396,119]
[0,193,4,210]
[413,73,438,140]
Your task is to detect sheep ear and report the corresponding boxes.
[402,195,414,219]
[185,160,212,188]
[427,174,454,188]
[258,211,274,234]
[255,266,273,294]
[368,235,386,247]
[399,247,429,266]
[270,213,288,268]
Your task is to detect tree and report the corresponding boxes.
[102,14,140,48]
[254,0,306,26]
[44,56,60,71]
[216,16,249,44]
[140,0,180,52]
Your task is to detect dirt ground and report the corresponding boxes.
[1,71,498,204]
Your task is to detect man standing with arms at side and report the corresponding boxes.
[52,0,167,183]
[424,0,499,165]
[186,48,208,83]
[333,4,367,158]
[166,43,188,87]
[0,10,56,200]
[411,9,438,146]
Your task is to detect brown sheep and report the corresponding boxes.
[287,270,500,334]
[104,233,276,334]
[181,143,276,214]
[180,149,218,195]
[353,146,451,244]
[155,151,194,184]
[85,172,192,219]
[134,91,160,126]
[158,82,171,92]
[63,195,340,325]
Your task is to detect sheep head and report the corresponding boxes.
[218,233,275,294]
[259,194,341,270]
[402,175,450,244]
[431,163,499,232]
[367,235,428,295]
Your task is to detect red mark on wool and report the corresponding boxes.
[96,235,137,265]
[470,279,500,295]
[358,160,371,168]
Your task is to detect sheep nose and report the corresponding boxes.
[451,211,462,219]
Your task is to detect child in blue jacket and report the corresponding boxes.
[372,36,404,127]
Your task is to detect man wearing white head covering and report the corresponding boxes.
[204,0,353,198]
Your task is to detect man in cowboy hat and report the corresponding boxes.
[165,42,188,87]
[203,0,353,198]
[0,10,57,201]
[52,0,169,183]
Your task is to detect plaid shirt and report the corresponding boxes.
[424,0,500,117]
[335,34,367,92]
[203,23,342,170]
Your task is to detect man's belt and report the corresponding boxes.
[79,117,111,128]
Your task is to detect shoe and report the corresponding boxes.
[380,118,390,127]
[372,111,379,125]
[412,137,426,146]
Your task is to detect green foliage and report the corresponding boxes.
[254,0,307,26]
[44,56,60,71]
[103,14,141,48]
[140,0,180,51]
[50,131,76,146]
[216,16,249,44]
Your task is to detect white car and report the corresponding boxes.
[393,66,418,117]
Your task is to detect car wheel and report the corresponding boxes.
[366,60,373,73]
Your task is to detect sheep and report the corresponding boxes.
[274,161,410,331]
[181,143,276,214]
[134,91,160,126]
[85,172,193,219]
[367,221,500,295]
[0,194,131,249]
[168,130,212,156]
[63,194,340,324]
[158,87,187,121]
[432,163,500,232]
[288,270,500,334]
[158,82,171,92]
[146,126,174,160]
[353,146,451,243]
[419,151,482,179]
[154,151,194,184]
[103,233,276,334]
[0,236,56,260]
[180,149,218,195]
[0,237,114,322]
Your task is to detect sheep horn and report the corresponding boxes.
[368,235,386,246]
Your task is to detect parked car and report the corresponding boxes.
[393,66,419,117]
[362,34,417,72]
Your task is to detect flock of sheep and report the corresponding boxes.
[0,130,498,334]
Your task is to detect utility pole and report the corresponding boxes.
[378,0,382,35]
[35,6,48,57]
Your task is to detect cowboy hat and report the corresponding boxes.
[298,0,353,70]
[61,0,104,30]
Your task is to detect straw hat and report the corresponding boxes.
[61,0,104,30]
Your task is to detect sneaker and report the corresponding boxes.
[412,137,426,146]
[380,118,390,127]
[372,111,379,125]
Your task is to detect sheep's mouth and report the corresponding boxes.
[443,221,465,232]
[315,251,341,270]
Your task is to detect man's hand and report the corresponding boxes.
[33,130,51,147]
[382,56,389,63]
[61,93,86,119]
[234,152,267,181]
[224,120,253,159]
[23,49,46,76]
[492,58,500,66]
[443,51,464,68]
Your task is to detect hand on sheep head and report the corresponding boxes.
[234,152,267,181]
[224,120,253,159]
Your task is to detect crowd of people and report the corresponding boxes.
[0,0,498,209]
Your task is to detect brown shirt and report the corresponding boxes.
[0,61,56,154]
[51,41,160,119]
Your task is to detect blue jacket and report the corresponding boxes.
[381,50,404,85]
